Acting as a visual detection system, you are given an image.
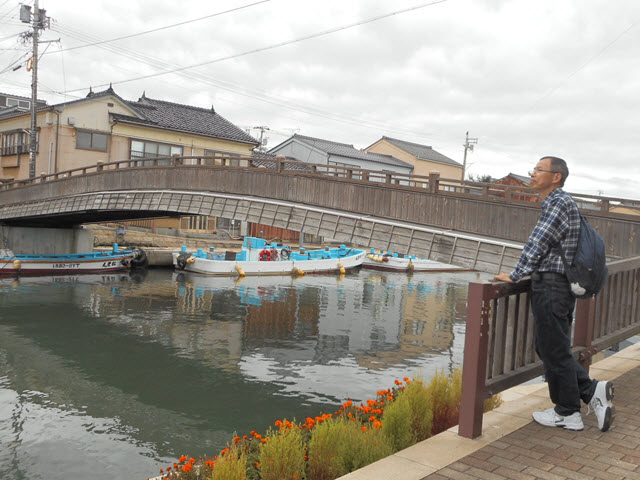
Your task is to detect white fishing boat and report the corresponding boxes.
[0,244,147,277]
[362,249,467,272]
[173,236,366,276]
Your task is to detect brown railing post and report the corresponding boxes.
[459,281,492,438]
[275,154,285,173]
[96,161,103,172]
[428,171,440,194]
[574,297,596,371]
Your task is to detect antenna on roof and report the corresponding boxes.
[211,105,215,114]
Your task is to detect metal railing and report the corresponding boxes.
[458,256,640,438]
[1,153,639,216]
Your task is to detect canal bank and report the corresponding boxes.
[338,341,640,479]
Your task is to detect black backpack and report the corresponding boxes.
[559,214,608,298]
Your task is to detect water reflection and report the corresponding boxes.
[0,268,488,480]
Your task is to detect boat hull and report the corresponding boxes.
[174,251,367,276]
[362,255,466,272]
[0,251,138,277]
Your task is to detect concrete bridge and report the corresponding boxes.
[1,155,639,272]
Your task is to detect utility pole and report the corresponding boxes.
[20,1,49,178]
[462,131,478,180]
[253,126,270,152]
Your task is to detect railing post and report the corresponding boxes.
[459,281,492,438]
[574,297,596,371]
[504,187,513,203]
[385,173,392,184]
[428,171,440,194]
[96,161,104,172]
[275,154,285,173]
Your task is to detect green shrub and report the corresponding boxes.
[210,445,247,480]
[428,368,502,435]
[381,380,432,451]
[307,417,392,480]
[258,423,306,480]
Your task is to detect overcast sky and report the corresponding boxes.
[1,0,639,199]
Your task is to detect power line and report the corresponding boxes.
[38,1,460,144]
[60,0,448,94]
[47,0,271,54]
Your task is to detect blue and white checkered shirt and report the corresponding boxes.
[509,188,580,283]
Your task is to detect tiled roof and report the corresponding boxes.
[117,95,259,145]
[379,136,462,167]
[507,173,530,184]
[285,134,413,169]
[250,151,312,171]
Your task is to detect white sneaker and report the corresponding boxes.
[589,381,614,432]
[532,407,584,430]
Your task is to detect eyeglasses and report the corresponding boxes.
[528,168,559,176]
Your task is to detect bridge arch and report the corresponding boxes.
[1,158,638,271]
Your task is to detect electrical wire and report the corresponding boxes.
[49,0,271,54]
[43,0,460,144]
[60,0,448,94]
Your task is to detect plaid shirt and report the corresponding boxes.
[509,188,580,283]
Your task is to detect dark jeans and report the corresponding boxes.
[531,272,597,416]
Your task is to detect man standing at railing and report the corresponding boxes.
[494,156,614,432]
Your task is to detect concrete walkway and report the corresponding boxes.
[339,342,640,480]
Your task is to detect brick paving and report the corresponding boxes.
[421,364,640,480]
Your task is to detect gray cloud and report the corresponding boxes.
[1,0,638,198]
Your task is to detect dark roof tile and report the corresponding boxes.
[120,95,259,145]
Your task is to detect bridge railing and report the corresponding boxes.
[458,256,640,438]
[1,154,639,216]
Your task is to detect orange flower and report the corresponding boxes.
[367,399,376,407]
[178,455,187,463]
[275,420,283,428]
[173,463,178,469]
[343,400,352,408]
[372,420,382,429]
[361,426,367,432]
[403,376,409,382]
[182,464,192,473]
[233,436,241,444]
[189,457,196,464]
[394,379,401,385]
[220,448,230,456]
[205,460,215,468]
[369,416,376,421]
[254,462,261,468]
[362,406,371,414]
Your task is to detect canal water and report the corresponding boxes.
[0,267,489,480]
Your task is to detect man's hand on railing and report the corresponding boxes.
[493,272,514,283]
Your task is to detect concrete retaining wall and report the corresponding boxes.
[1,226,92,254]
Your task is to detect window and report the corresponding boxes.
[1,130,37,156]
[130,140,182,166]
[6,98,30,109]
[76,130,108,151]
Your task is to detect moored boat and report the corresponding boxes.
[0,244,147,277]
[363,249,467,272]
[173,236,366,276]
